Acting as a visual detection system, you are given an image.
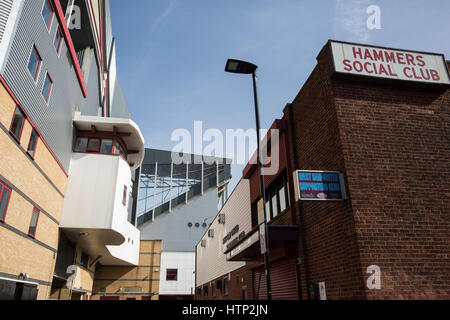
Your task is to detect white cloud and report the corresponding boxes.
[334,0,372,42]
[149,0,177,34]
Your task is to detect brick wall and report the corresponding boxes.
[283,43,450,300]
[196,266,254,300]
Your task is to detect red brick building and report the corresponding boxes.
[197,40,450,300]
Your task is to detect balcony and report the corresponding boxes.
[59,113,145,266]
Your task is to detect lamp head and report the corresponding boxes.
[225,59,257,74]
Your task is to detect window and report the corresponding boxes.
[197,288,201,299]
[0,181,12,222]
[166,269,178,281]
[10,107,26,142]
[28,208,40,238]
[100,139,113,154]
[54,27,63,54]
[223,278,229,296]
[42,73,53,103]
[74,137,88,152]
[203,285,208,299]
[211,283,215,297]
[28,46,42,81]
[42,0,54,30]
[257,172,289,224]
[87,138,100,152]
[27,129,39,159]
[122,186,127,206]
[80,252,89,268]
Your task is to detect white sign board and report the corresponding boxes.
[330,41,450,85]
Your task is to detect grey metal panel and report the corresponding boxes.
[110,77,130,118]
[0,0,13,44]
[82,51,101,116]
[139,188,218,252]
[103,0,113,66]
[1,0,99,170]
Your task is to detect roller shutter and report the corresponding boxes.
[253,258,298,300]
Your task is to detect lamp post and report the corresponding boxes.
[225,59,272,300]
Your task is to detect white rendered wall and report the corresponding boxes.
[60,153,140,265]
[159,252,195,296]
[196,179,252,287]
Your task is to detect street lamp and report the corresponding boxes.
[225,59,272,300]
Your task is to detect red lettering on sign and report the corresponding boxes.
[387,65,398,77]
[416,56,426,67]
[420,68,431,80]
[364,49,373,60]
[396,52,406,64]
[364,62,373,74]
[379,64,389,76]
[403,67,413,78]
[343,59,352,71]
[430,69,440,81]
[412,68,422,80]
[354,61,363,72]
[353,47,363,59]
[373,50,384,62]
[385,51,396,63]
[405,54,416,66]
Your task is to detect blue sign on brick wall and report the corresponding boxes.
[294,170,347,201]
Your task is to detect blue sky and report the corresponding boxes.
[110,0,450,191]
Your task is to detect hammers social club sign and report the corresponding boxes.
[330,41,450,85]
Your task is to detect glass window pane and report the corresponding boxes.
[27,48,40,80]
[279,186,287,213]
[265,201,271,222]
[54,29,62,51]
[114,142,120,155]
[87,139,100,152]
[74,137,88,152]
[27,130,38,157]
[100,139,113,154]
[272,194,278,218]
[0,187,11,220]
[10,108,25,139]
[42,74,52,101]
[28,209,39,236]
[42,0,53,28]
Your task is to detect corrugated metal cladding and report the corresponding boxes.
[2,0,99,170]
[0,0,14,44]
[103,0,113,61]
[253,258,298,300]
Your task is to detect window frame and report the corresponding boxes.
[27,207,40,238]
[27,129,39,160]
[211,282,215,297]
[42,72,53,103]
[9,106,26,143]
[166,269,178,281]
[73,133,128,161]
[41,0,54,31]
[28,46,42,82]
[0,181,12,223]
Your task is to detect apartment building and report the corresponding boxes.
[196,40,450,300]
[0,0,145,300]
